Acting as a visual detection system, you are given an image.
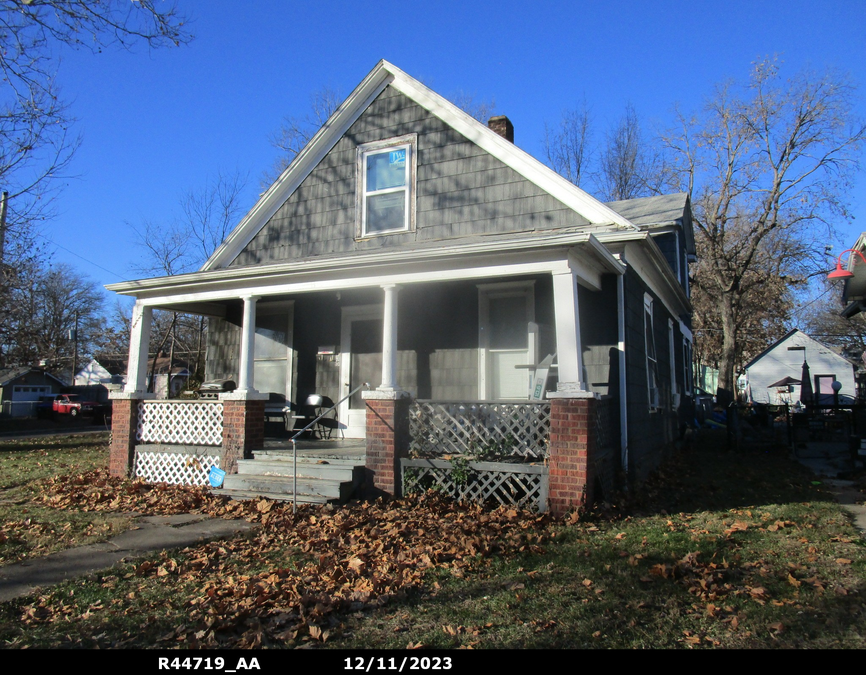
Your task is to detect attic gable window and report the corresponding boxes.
[357,135,417,238]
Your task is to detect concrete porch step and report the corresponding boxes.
[221,473,354,502]
[212,488,332,505]
[215,450,366,504]
[254,447,366,462]
[237,457,360,481]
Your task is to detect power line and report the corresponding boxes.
[37,234,126,281]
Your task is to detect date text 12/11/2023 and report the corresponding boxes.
[345,657,453,671]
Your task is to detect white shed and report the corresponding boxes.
[743,329,856,405]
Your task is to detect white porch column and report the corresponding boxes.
[237,295,260,393]
[124,302,153,393]
[378,284,401,392]
[551,270,585,394]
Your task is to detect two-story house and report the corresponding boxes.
[107,60,695,514]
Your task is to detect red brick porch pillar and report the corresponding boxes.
[547,394,597,516]
[220,393,267,474]
[363,392,411,498]
[108,392,153,478]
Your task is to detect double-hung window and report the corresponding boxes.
[644,294,660,411]
[357,135,416,237]
[682,336,693,396]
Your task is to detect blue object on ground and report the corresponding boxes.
[208,465,226,487]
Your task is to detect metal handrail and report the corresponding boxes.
[290,382,369,513]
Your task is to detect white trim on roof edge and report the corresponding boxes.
[108,230,624,295]
[201,60,639,271]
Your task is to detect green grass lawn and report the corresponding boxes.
[0,433,133,566]
[0,429,863,649]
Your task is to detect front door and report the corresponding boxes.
[339,305,383,438]
[479,282,536,400]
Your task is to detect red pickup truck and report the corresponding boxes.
[51,394,101,417]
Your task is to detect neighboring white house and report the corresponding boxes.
[743,329,856,405]
[75,359,123,386]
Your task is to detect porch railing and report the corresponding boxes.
[408,400,551,460]
[136,400,224,446]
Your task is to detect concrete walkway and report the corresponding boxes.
[0,513,256,603]
[793,440,866,538]
[823,479,866,535]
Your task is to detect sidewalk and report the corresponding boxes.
[0,513,256,603]
[793,439,866,537]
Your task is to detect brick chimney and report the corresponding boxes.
[487,115,514,143]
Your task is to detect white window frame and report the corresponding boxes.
[668,319,678,408]
[644,293,660,411]
[356,134,417,239]
[682,336,693,396]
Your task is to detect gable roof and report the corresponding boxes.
[744,329,853,370]
[605,193,695,256]
[202,60,640,271]
[0,366,67,388]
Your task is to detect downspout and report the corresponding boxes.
[616,257,628,477]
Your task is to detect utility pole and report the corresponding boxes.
[0,191,8,264]
[70,312,79,386]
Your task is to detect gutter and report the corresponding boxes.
[615,254,628,477]
[107,231,624,296]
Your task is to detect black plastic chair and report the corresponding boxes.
[302,394,342,439]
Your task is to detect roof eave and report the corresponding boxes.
[107,229,616,297]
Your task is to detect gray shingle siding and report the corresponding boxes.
[578,277,619,397]
[623,271,680,483]
[653,233,679,282]
[230,86,590,267]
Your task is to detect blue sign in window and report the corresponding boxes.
[389,149,406,165]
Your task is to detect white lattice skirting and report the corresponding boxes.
[137,401,223,446]
[133,449,220,486]
[402,458,548,512]
[409,401,551,460]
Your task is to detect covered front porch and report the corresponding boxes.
[108,234,625,514]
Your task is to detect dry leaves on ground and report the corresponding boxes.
[21,468,552,648]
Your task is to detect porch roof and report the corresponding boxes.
[106,230,627,311]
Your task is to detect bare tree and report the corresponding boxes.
[662,60,866,391]
[0,2,191,371]
[132,171,249,388]
[0,1,191,239]
[543,103,592,187]
[597,103,664,201]
[449,90,497,123]
[691,226,800,374]
[266,86,344,184]
[133,171,249,277]
[0,261,106,373]
[797,279,866,356]
[181,170,249,264]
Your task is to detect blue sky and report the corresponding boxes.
[33,0,866,294]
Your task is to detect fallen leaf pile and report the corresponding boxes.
[35,469,215,515]
[21,470,552,648]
